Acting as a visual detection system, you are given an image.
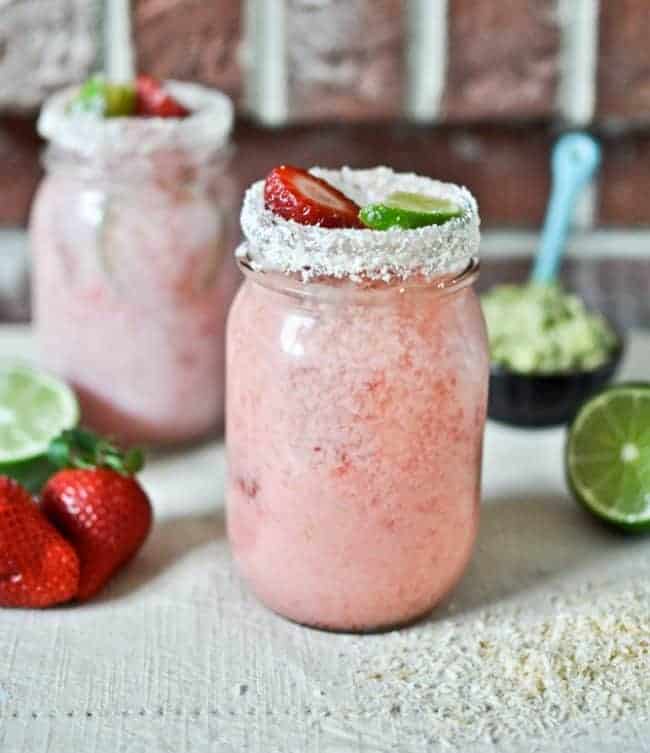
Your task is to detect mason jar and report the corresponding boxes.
[226,167,489,632]
[30,82,237,445]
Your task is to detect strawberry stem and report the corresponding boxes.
[47,429,144,476]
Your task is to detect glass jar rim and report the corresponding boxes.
[238,257,480,304]
[240,167,480,283]
[40,141,235,183]
[37,81,234,161]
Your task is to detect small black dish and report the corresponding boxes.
[487,339,625,428]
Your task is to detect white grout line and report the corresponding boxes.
[573,183,598,231]
[243,0,258,115]
[1,228,648,265]
[556,0,600,125]
[481,229,650,260]
[556,0,600,230]
[0,230,29,313]
[406,0,448,122]
[103,0,135,83]
[244,0,288,126]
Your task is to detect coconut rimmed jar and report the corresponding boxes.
[226,167,489,632]
[30,82,237,445]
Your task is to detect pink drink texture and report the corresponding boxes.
[31,170,239,445]
[227,276,489,631]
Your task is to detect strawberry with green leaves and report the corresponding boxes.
[41,430,153,602]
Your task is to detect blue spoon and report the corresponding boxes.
[487,132,624,428]
[530,132,601,284]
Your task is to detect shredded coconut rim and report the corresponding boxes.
[37,81,234,158]
[239,166,480,282]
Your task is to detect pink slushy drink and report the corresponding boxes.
[227,167,488,631]
[30,80,237,445]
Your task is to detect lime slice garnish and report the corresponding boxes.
[69,75,136,117]
[103,83,136,117]
[0,365,79,465]
[566,383,650,531]
[359,191,462,230]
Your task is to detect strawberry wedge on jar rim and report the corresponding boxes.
[30,75,238,445]
[226,166,488,632]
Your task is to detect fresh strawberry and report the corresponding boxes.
[41,430,152,601]
[264,165,363,228]
[135,75,189,118]
[0,476,79,608]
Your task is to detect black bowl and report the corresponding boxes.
[487,340,625,428]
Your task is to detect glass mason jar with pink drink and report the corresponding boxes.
[227,166,489,631]
[30,80,237,445]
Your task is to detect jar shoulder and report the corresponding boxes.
[228,279,488,371]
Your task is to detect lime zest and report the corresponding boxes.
[481,283,620,374]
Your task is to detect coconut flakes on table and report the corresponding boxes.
[317,586,650,750]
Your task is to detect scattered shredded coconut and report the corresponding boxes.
[309,585,650,750]
[210,581,650,751]
[37,81,233,160]
[239,166,480,282]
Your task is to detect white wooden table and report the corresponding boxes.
[1,324,650,753]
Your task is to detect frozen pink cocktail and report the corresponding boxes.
[30,82,237,444]
[227,167,488,631]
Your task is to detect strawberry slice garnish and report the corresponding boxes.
[264,166,363,228]
[135,75,189,118]
[0,476,79,608]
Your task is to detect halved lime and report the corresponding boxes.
[566,383,650,531]
[0,365,79,492]
[359,191,462,230]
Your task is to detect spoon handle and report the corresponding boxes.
[530,132,601,285]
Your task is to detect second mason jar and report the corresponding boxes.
[30,82,237,445]
[227,167,489,632]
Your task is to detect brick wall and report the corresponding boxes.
[1,0,650,228]
[442,0,560,122]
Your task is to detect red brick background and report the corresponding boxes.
[599,133,650,225]
[2,1,650,227]
[133,0,242,104]
[597,0,650,123]
[6,118,650,229]
[443,0,560,122]
[0,118,42,226]
[232,123,552,227]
